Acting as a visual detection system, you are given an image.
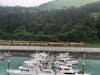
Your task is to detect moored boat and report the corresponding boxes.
[7,52,55,75]
[6,52,90,75]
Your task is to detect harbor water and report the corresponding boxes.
[0,56,100,75]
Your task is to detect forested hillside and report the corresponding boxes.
[39,0,99,10]
[0,2,100,42]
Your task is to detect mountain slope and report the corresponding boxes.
[0,1,100,41]
[39,0,100,9]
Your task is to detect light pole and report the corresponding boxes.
[7,60,11,75]
[7,60,11,70]
[82,62,85,75]
[82,53,85,75]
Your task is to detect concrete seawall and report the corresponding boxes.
[0,45,100,59]
[0,45,100,52]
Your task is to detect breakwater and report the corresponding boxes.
[0,45,100,59]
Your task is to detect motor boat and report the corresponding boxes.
[7,59,55,75]
[3,52,12,57]
[7,52,55,75]
[56,65,90,75]
[7,52,90,75]
[56,70,90,75]
[55,53,90,75]
[0,55,6,60]
[57,53,78,65]
[57,58,78,65]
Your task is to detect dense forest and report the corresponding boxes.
[0,2,100,42]
[39,0,99,10]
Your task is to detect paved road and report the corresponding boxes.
[0,45,100,52]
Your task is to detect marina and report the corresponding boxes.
[0,0,100,75]
[0,53,99,75]
[0,45,100,75]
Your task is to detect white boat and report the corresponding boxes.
[0,55,6,60]
[3,52,12,57]
[7,60,55,75]
[56,65,90,75]
[7,52,90,75]
[56,70,90,75]
[57,53,79,65]
[58,53,73,59]
[57,58,78,65]
[7,52,55,75]
[31,52,48,58]
[55,53,90,75]
[7,67,54,75]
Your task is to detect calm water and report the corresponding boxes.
[77,59,100,75]
[0,56,100,75]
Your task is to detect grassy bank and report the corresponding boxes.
[85,42,100,47]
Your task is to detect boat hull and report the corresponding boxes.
[7,69,54,75]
